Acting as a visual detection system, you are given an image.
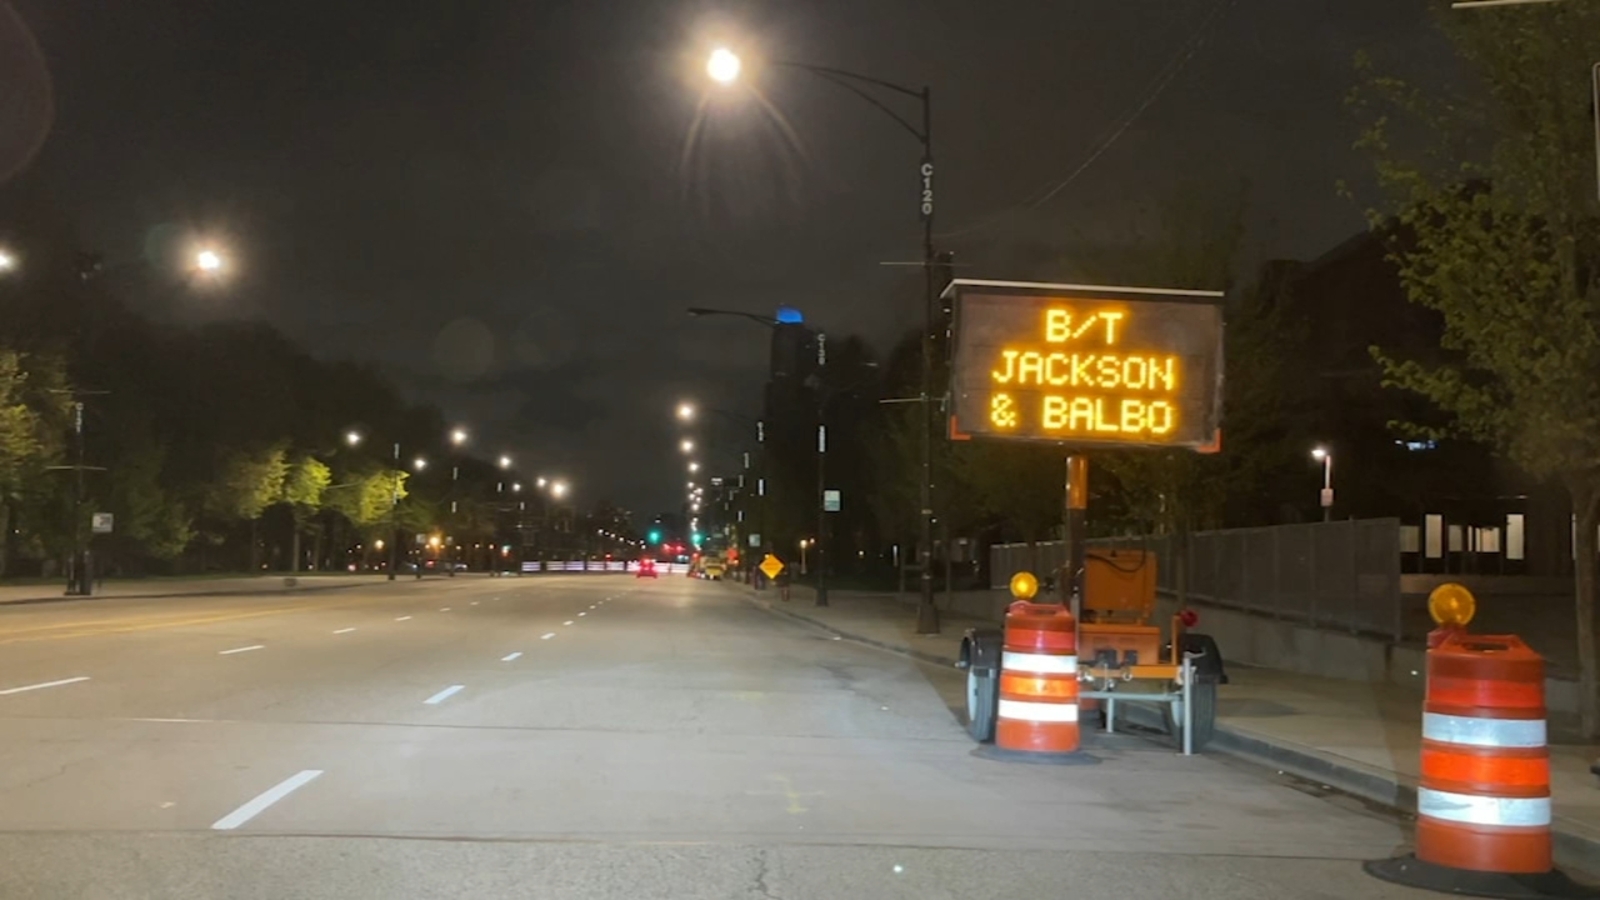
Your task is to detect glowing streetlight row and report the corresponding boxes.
[0,246,229,277]
[344,426,567,496]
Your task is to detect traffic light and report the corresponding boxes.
[691,531,703,545]
[648,529,662,544]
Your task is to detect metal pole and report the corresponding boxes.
[757,420,769,590]
[1065,456,1089,622]
[915,85,940,635]
[816,421,828,606]
[1322,455,1333,523]
[388,441,400,581]
[70,401,87,596]
[1181,654,1195,757]
[815,332,829,607]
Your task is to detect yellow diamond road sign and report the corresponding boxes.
[759,554,785,581]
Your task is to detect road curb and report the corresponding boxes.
[0,579,386,608]
[740,587,1600,877]
[742,594,960,669]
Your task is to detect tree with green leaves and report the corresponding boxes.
[1352,3,1600,734]
[280,455,331,573]
[105,426,194,568]
[207,445,288,573]
[0,350,72,575]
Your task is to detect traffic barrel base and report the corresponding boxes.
[971,744,1099,765]
[1363,855,1598,899]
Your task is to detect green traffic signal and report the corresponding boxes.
[648,529,662,543]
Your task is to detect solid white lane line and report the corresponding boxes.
[211,769,324,831]
[395,615,412,621]
[424,685,465,705]
[541,633,555,640]
[0,676,90,696]
[563,620,574,626]
[218,644,265,656]
[333,627,356,635]
[501,652,523,662]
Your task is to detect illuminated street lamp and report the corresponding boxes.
[680,439,694,454]
[551,480,569,499]
[413,456,428,472]
[450,427,469,446]
[1311,446,1333,522]
[0,249,15,272]
[688,461,700,473]
[195,249,224,273]
[677,402,695,421]
[707,47,742,84]
[345,430,362,447]
[499,455,513,469]
[536,476,548,489]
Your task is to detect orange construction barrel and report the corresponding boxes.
[995,600,1081,754]
[1416,631,1550,874]
[1367,584,1592,896]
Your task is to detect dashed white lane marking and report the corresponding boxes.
[395,616,413,621]
[439,607,452,612]
[578,612,587,617]
[470,601,479,606]
[0,676,90,695]
[333,627,356,635]
[211,769,324,831]
[218,644,265,656]
[501,652,523,662]
[540,633,556,640]
[424,685,465,705]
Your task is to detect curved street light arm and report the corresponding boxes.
[779,64,927,145]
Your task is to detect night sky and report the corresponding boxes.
[0,0,1444,517]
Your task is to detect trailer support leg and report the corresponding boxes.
[1181,655,1194,757]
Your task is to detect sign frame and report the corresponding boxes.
[941,279,1225,452]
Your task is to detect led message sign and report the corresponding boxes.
[947,282,1223,449]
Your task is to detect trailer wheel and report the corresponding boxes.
[966,665,998,743]
[1162,679,1218,751]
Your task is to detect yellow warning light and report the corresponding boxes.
[1428,582,1477,628]
[1009,571,1039,601]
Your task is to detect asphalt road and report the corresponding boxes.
[0,574,1441,899]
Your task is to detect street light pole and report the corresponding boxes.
[704,52,940,633]
[916,85,939,635]
[1312,447,1333,523]
[388,442,401,580]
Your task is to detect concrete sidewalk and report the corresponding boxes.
[741,582,1600,873]
[0,574,395,606]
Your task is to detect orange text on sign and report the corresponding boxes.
[990,351,1178,391]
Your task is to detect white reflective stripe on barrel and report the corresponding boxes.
[1417,787,1552,828]
[1422,712,1546,749]
[997,698,1078,723]
[1002,651,1078,675]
